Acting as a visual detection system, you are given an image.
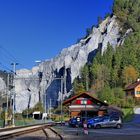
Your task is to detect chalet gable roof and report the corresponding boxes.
[124,80,140,91]
[63,92,108,106]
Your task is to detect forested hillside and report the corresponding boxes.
[73,0,140,107]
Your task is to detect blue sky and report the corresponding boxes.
[0,0,114,70]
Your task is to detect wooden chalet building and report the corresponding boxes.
[124,80,140,98]
[63,92,108,118]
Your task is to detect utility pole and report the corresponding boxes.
[47,102,49,116]
[7,74,9,112]
[11,62,18,127]
[83,99,87,121]
[35,60,42,102]
[44,92,46,122]
[60,62,67,125]
[5,74,10,127]
[49,98,52,119]
[42,82,46,122]
[60,76,63,125]
[43,82,47,123]
[64,63,67,95]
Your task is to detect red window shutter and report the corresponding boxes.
[76,100,81,104]
[87,100,92,105]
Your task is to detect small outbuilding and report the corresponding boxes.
[33,111,42,119]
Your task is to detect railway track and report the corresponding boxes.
[0,123,63,140]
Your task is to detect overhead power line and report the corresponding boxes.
[0,46,28,70]
[0,63,13,72]
[0,46,17,62]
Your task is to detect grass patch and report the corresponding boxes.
[122,108,134,122]
[15,118,44,126]
[52,114,70,122]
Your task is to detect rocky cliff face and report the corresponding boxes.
[14,16,122,112]
[0,77,6,93]
[0,72,9,98]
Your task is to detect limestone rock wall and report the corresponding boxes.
[14,16,122,112]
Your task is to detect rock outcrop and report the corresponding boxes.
[0,77,6,94]
[14,16,123,112]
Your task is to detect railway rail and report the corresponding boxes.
[0,123,63,140]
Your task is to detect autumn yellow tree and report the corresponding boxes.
[122,65,139,86]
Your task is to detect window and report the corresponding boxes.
[76,98,92,105]
[81,100,87,105]
[136,91,140,94]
